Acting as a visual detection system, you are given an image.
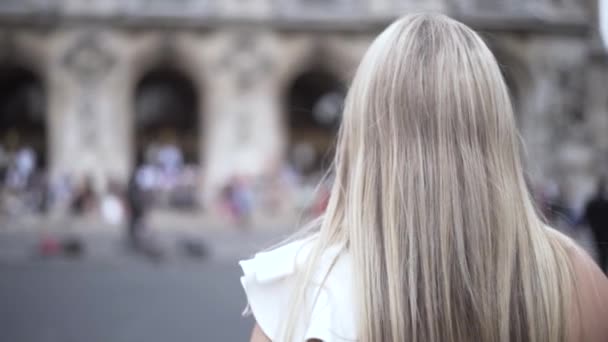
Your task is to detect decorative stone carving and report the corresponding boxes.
[62,31,115,84]
[77,95,98,146]
[214,31,275,93]
[62,32,116,149]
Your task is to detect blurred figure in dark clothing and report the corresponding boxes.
[29,171,49,213]
[71,176,96,215]
[220,176,253,228]
[583,178,608,273]
[126,170,146,248]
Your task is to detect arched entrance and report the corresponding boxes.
[135,67,199,165]
[286,69,345,176]
[133,66,200,208]
[0,65,46,163]
[0,65,46,179]
[0,64,47,213]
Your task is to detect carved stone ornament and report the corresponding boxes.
[63,32,115,149]
[214,31,275,92]
[62,31,116,84]
[77,90,99,147]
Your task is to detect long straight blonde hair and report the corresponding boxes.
[280,13,575,342]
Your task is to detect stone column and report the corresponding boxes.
[94,34,133,184]
[48,30,127,189]
[201,30,284,202]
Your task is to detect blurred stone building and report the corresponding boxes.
[0,0,605,207]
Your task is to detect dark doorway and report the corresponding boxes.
[0,65,46,168]
[287,70,345,175]
[134,67,200,166]
[133,67,200,209]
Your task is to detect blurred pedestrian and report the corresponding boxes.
[70,176,96,216]
[583,178,608,273]
[126,170,146,248]
[101,180,125,227]
[221,176,253,228]
[4,146,36,192]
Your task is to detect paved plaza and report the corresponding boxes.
[0,216,600,342]
[0,216,290,342]
[0,258,254,342]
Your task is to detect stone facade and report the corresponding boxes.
[0,0,605,207]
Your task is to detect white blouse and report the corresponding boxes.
[239,238,357,341]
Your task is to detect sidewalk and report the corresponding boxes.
[0,212,599,265]
[0,211,298,263]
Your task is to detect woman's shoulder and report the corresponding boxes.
[545,227,608,341]
[239,236,356,341]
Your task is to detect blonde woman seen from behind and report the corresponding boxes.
[239,13,608,342]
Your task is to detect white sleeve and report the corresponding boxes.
[239,240,309,340]
[239,239,353,342]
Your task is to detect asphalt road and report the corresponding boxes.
[0,258,254,342]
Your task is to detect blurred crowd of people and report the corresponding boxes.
[1,142,606,271]
[0,142,332,227]
[0,145,48,216]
